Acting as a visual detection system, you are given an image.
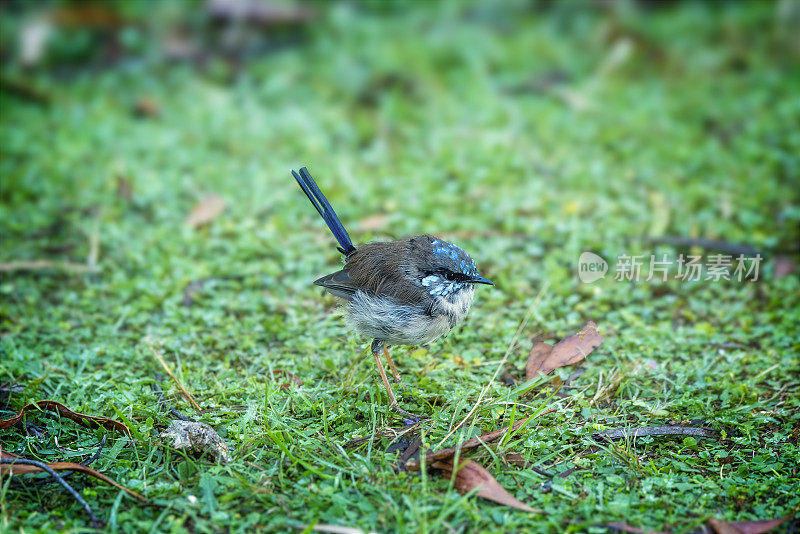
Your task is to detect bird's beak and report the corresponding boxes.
[469,275,494,286]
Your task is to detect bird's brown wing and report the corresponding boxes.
[340,240,427,304]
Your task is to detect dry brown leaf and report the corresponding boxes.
[503,451,531,469]
[309,525,377,534]
[774,257,796,280]
[404,412,557,471]
[432,459,542,513]
[207,0,314,25]
[358,214,388,231]
[709,517,791,534]
[526,321,604,379]
[185,194,226,228]
[526,342,554,378]
[605,522,666,534]
[710,519,744,534]
[0,450,146,501]
[116,174,133,200]
[51,5,126,28]
[271,369,303,389]
[0,400,131,436]
[133,97,160,118]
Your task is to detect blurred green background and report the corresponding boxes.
[1,1,799,532]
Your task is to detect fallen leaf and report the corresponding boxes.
[51,5,126,28]
[526,321,603,379]
[774,257,796,280]
[709,519,743,534]
[116,174,133,200]
[206,0,314,26]
[271,369,303,389]
[432,459,542,513]
[605,522,666,534]
[709,517,791,534]
[503,451,530,469]
[0,449,146,502]
[526,343,554,376]
[308,525,378,534]
[358,214,388,231]
[404,413,556,471]
[0,400,131,436]
[133,97,160,118]
[160,419,231,464]
[185,194,226,228]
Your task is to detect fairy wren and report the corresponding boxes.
[292,167,493,416]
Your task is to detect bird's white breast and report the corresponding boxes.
[345,287,474,346]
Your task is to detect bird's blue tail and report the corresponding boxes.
[292,167,356,256]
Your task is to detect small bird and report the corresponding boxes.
[292,167,494,416]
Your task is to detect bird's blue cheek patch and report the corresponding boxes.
[422,275,466,297]
[421,274,441,287]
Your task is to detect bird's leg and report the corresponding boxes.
[383,346,402,383]
[371,340,418,417]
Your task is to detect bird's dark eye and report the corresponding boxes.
[441,270,469,282]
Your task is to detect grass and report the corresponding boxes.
[1,1,799,532]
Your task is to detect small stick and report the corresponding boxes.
[645,236,760,256]
[1,458,100,526]
[151,379,191,421]
[406,407,556,470]
[87,212,101,269]
[47,435,107,482]
[0,261,99,274]
[593,426,716,441]
[146,344,201,411]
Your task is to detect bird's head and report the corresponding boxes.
[410,236,493,299]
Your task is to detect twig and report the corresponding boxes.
[81,435,107,467]
[0,76,52,105]
[593,426,716,441]
[645,236,760,256]
[0,261,99,274]
[146,344,201,411]
[87,213,101,269]
[1,458,101,526]
[407,408,556,471]
[436,281,550,449]
[48,435,107,482]
[151,379,191,421]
